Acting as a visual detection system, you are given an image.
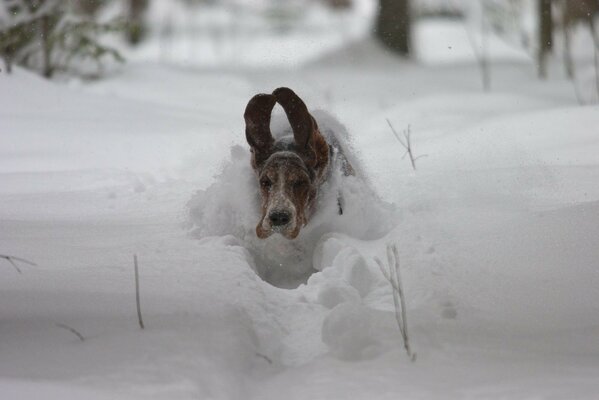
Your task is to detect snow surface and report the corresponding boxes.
[1,14,599,400]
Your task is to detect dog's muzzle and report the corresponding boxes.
[269,210,291,227]
[257,204,300,239]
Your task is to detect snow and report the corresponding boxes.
[414,18,530,65]
[2,11,599,400]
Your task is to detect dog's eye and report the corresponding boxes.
[260,179,272,189]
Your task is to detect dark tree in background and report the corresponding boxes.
[376,0,411,56]
[127,0,149,45]
[76,0,105,16]
[537,0,553,78]
[326,0,352,9]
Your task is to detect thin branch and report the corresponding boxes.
[389,244,414,361]
[134,254,145,330]
[386,119,404,147]
[375,254,405,339]
[406,126,416,170]
[0,254,37,274]
[4,255,37,266]
[387,119,425,171]
[385,246,406,341]
[55,323,85,342]
[386,118,407,149]
[375,257,399,295]
[389,267,405,339]
[375,244,416,362]
[3,257,21,274]
[255,352,273,364]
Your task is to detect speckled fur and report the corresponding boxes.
[244,87,347,240]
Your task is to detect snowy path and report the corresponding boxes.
[2,42,599,399]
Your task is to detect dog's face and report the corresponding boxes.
[244,88,329,239]
[255,152,315,239]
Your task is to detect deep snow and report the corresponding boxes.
[2,14,599,400]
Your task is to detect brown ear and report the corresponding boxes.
[244,93,276,154]
[272,87,317,152]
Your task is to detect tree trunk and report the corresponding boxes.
[127,0,149,45]
[2,56,12,74]
[538,0,553,79]
[75,0,104,16]
[40,15,52,78]
[376,0,411,56]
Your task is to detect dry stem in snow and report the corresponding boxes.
[0,254,37,274]
[386,119,426,171]
[55,323,85,342]
[593,25,599,103]
[134,254,145,330]
[375,244,416,361]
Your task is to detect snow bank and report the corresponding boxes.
[0,380,137,400]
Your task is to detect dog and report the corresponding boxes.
[244,87,353,240]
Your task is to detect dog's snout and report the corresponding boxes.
[269,210,291,227]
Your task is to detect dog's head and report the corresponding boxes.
[244,87,329,239]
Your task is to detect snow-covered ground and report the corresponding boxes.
[2,12,599,400]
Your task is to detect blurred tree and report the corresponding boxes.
[376,0,411,56]
[325,0,352,10]
[560,0,599,79]
[0,0,124,78]
[75,0,107,16]
[537,0,553,78]
[126,0,149,45]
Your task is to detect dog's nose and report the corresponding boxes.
[269,210,291,227]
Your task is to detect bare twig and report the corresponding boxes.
[255,352,273,364]
[374,257,399,295]
[389,245,413,360]
[134,254,145,330]
[386,119,426,171]
[0,254,37,274]
[375,244,416,361]
[55,323,85,342]
[2,256,21,274]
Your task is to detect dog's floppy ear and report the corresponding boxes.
[273,87,328,172]
[273,87,316,151]
[244,93,276,164]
